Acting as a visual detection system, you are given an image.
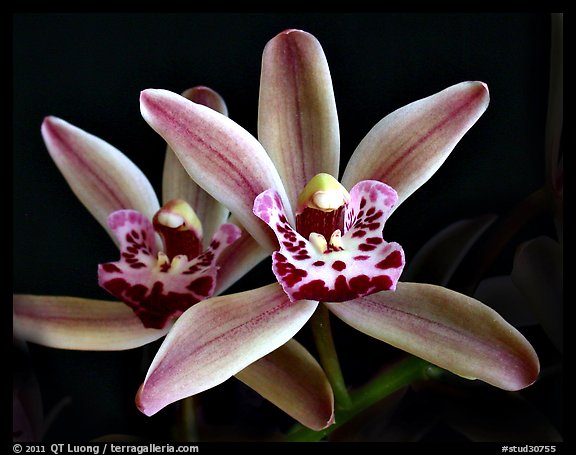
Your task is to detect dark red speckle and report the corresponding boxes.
[293,280,329,300]
[349,275,371,293]
[372,275,393,290]
[332,260,347,271]
[187,276,213,296]
[376,251,403,269]
[292,271,396,303]
[126,284,148,301]
[102,278,130,295]
[101,263,123,273]
[274,253,308,287]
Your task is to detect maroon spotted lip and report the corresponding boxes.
[254,180,405,303]
[98,209,241,329]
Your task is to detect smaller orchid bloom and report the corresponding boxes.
[136,28,539,417]
[13,87,335,431]
[98,200,240,329]
[14,90,253,347]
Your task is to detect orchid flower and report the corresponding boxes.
[136,29,540,416]
[12,87,335,431]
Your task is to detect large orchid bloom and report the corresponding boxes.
[136,29,539,416]
[12,87,335,431]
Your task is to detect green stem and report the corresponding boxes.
[310,304,352,410]
[171,396,198,442]
[285,356,435,442]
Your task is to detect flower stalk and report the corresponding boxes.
[286,355,437,441]
[171,397,198,442]
[310,305,352,410]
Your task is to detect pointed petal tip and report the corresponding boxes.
[451,81,490,114]
[140,88,168,107]
[140,89,172,124]
[139,88,158,104]
[468,80,490,105]
[323,411,336,430]
[135,384,156,417]
[41,115,67,140]
[329,283,540,394]
[267,28,319,48]
[277,28,306,37]
[180,86,228,116]
[503,349,541,392]
[478,80,489,91]
[307,410,336,431]
[41,115,57,127]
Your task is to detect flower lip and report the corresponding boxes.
[98,208,241,329]
[254,180,404,303]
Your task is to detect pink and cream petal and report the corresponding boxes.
[254,183,404,303]
[135,283,319,416]
[327,282,540,391]
[13,295,167,351]
[41,116,160,243]
[181,86,229,117]
[140,88,292,252]
[258,29,340,208]
[235,339,334,431]
[98,210,241,329]
[214,218,269,296]
[341,81,490,213]
[162,150,229,248]
[162,87,230,246]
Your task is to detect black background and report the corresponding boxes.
[13,12,562,442]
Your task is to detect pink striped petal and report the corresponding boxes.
[258,29,340,208]
[214,216,269,295]
[236,339,334,431]
[13,295,166,350]
[180,86,228,117]
[140,89,291,252]
[162,87,230,247]
[327,282,539,391]
[341,81,490,212]
[98,210,240,329]
[41,116,160,242]
[136,283,318,416]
